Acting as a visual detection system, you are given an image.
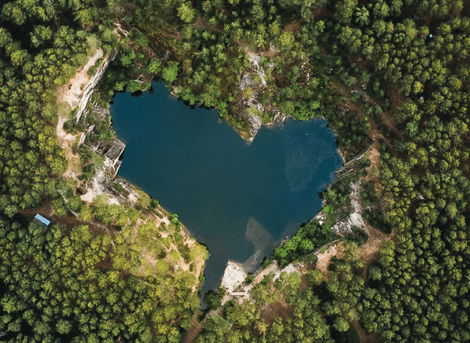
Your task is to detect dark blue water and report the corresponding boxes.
[111,82,342,293]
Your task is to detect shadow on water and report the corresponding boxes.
[110,81,342,294]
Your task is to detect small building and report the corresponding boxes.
[34,214,51,227]
[104,139,126,165]
[104,138,126,178]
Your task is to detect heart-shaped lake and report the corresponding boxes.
[111,82,342,293]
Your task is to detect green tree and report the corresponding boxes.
[177,2,195,23]
[355,6,370,26]
[162,62,179,84]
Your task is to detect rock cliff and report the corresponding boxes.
[75,49,118,122]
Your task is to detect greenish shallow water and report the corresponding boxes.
[111,82,342,293]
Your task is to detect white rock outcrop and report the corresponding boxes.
[220,261,247,295]
[76,49,118,122]
[238,48,279,141]
[330,180,366,235]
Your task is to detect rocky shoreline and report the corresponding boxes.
[61,46,369,300]
[218,148,371,297]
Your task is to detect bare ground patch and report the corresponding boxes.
[363,146,382,197]
[284,20,301,33]
[352,55,371,71]
[316,242,344,281]
[332,82,402,141]
[365,147,380,174]
[260,299,294,326]
[56,49,105,183]
[360,225,389,273]
[181,311,205,343]
[194,14,221,33]
[359,148,393,282]
[56,107,81,182]
[56,49,103,108]
[463,0,470,17]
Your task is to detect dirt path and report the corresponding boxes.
[331,73,404,141]
[181,313,205,343]
[56,49,103,108]
[331,83,402,142]
[315,241,343,281]
[352,320,380,343]
[360,224,390,268]
[17,200,113,236]
[359,147,393,279]
[240,262,280,294]
[329,81,397,280]
[367,87,402,139]
[253,262,278,285]
[194,14,221,33]
[56,110,81,181]
[56,49,104,182]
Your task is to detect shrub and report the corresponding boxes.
[244,274,255,285]
[113,183,124,192]
[151,199,160,208]
[203,289,225,310]
[363,209,392,234]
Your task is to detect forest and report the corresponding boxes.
[0,215,204,342]
[1,0,470,342]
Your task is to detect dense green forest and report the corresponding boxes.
[0,215,204,342]
[2,0,470,342]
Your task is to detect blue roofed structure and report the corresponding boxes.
[34,214,51,227]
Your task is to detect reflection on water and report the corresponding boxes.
[242,217,274,272]
[111,82,342,294]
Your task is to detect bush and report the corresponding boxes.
[136,191,151,210]
[169,213,179,224]
[113,183,124,192]
[323,205,336,229]
[244,274,255,285]
[52,198,68,217]
[363,209,391,234]
[151,199,160,208]
[270,220,335,268]
[333,324,361,343]
[203,289,225,311]
[68,195,82,212]
[343,227,368,246]
[162,61,179,84]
